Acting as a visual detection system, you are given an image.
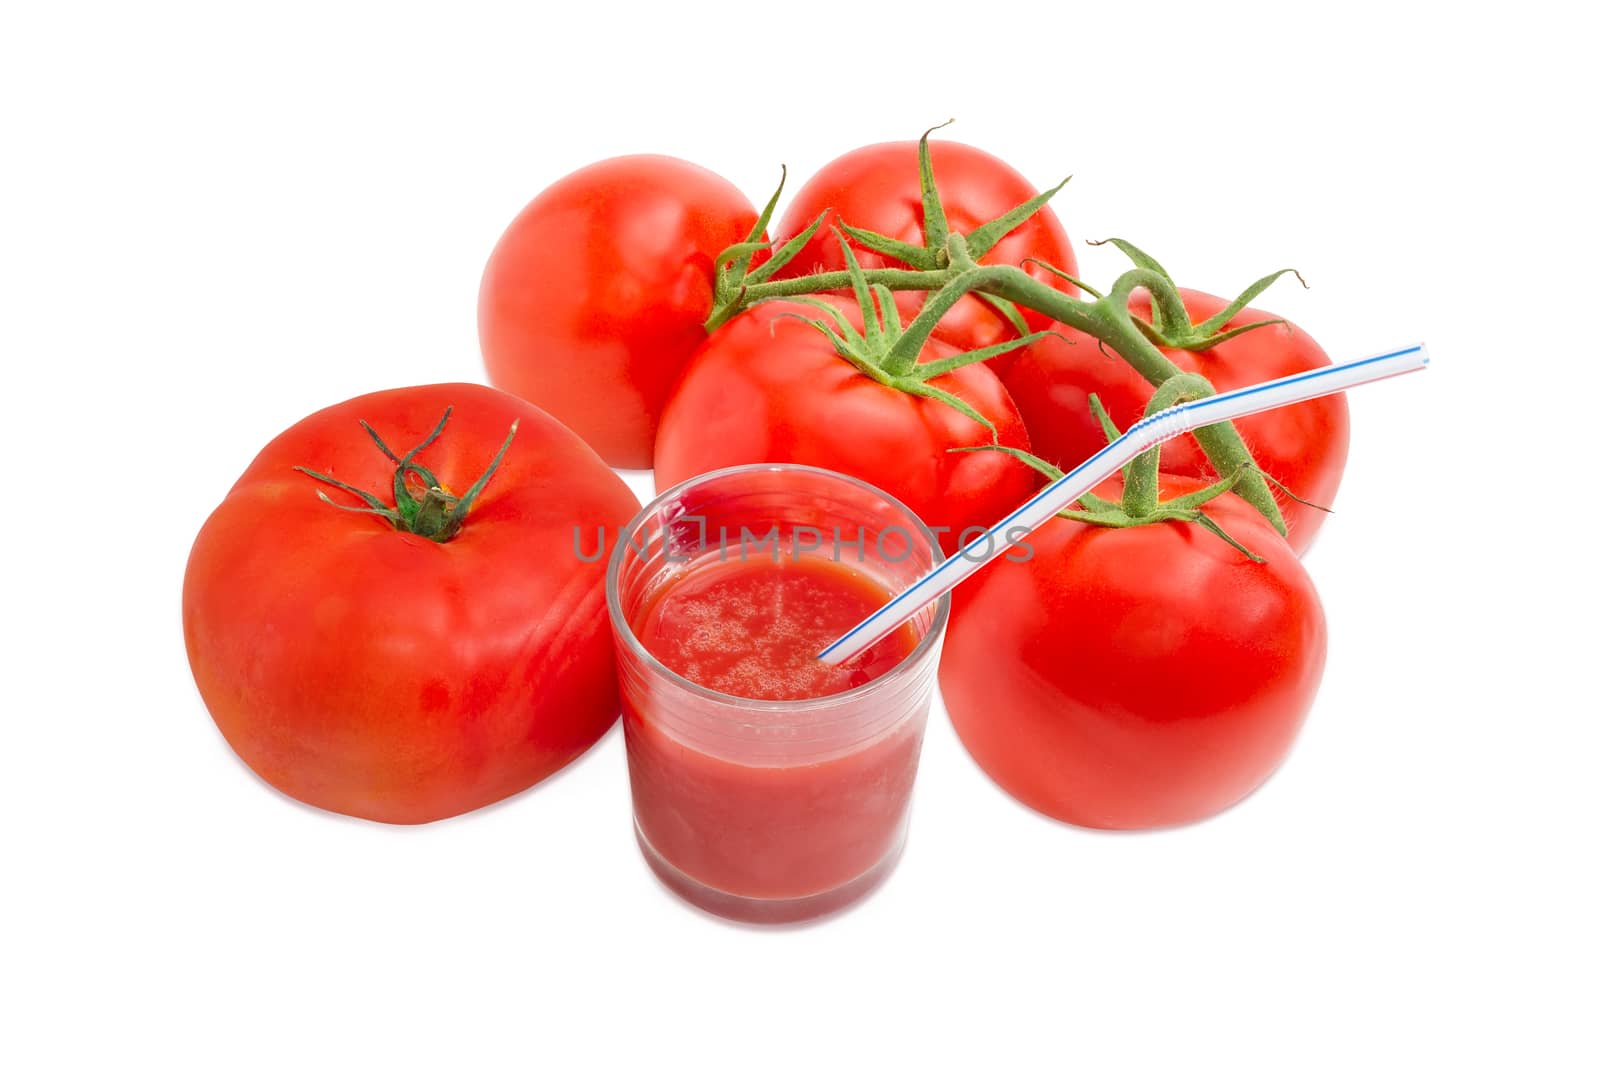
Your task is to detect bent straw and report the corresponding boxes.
[819,343,1430,666]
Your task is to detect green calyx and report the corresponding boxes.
[835,120,1067,338]
[704,164,835,335]
[294,408,517,543]
[1090,237,1307,352]
[776,228,1060,439]
[704,120,1071,336]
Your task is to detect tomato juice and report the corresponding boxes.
[607,464,947,923]
[634,555,916,701]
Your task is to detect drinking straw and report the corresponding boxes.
[818,343,1429,666]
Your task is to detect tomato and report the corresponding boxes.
[939,474,1327,830]
[479,155,760,469]
[1003,288,1349,552]
[183,383,641,824]
[653,298,1037,553]
[772,139,1077,370]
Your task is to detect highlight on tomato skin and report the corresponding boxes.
[478,155,762,470]
[938,474,1329,831]
[181,382,641,825]
[1002,288,1350,553]
[772,137,1079,372]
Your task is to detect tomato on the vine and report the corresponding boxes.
[1003,288,1348,552]
[654,298,1038,553]
[940,474,1327,830]
[183,383,640,824]
[479,155,760,469]
[773,139,1077,370]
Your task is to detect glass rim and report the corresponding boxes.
[605,462,951,713]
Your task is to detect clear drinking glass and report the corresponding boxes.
[606,464,949,924]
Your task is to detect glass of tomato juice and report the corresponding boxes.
[606,464,948,924]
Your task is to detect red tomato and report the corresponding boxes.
[939,475,1327,830]
[653,299,1037,553]
[773,140,1077,370]
[183,383,641,824]
[479,155,760,469]
[1003,288,1349,552]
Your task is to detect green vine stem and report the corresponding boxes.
[702,127,1293,534]
[745,253,1286,534]
[1121,373,1214,516]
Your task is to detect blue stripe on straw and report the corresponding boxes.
[1177,344,1425,419]
[817,344,1425,662]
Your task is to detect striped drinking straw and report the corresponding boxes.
[818,343,1430,666]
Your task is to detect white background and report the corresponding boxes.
[5,2,1595,1075]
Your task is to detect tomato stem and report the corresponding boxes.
[293,410,517,543]
[725,256,1287,536]
[703,128,1299,536]
[1125,373,1213,518]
